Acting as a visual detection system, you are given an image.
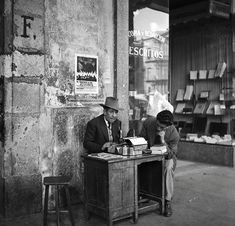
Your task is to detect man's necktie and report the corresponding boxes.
[107,122,113,142]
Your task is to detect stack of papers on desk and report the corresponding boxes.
[150,145,167,154]
[88,152,123,160]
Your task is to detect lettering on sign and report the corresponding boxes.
[129,30,166,43]
[129,46,163,59]
[21,15,34,38]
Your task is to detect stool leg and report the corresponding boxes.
[107,218,113,226]
[43,185,49,226]
[65,185,75,226]
[55,185,60,226]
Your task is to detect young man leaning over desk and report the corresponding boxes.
[139,110,180,217]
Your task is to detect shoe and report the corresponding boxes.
[164,200,172,217]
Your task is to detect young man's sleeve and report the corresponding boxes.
[165,127,180,159]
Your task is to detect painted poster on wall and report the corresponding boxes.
[75,54,98,94]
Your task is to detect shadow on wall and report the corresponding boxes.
[56,149,74,179]
[50,108,102,206]
[56,149,82,205]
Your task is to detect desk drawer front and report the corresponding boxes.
[109,161,135,217]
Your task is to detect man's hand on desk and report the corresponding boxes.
[101,142,113,150]
[102,142,118,153]
[101,142,116,149]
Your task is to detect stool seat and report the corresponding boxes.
[43,176,75,226]
[43,176,70,185]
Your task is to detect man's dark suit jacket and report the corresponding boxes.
[83,114,121,154]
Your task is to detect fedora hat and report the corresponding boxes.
[100,97,119,111]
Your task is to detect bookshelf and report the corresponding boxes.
[173,62,234,143]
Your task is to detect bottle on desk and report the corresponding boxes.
[122,145,128,155]
[119,129,123,143]
[133,129,135,137]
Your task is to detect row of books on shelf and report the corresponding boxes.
[177,120,228,138]
[183,134,232,145]
[189,62,226,80]
[175,101,226,115]
[176,86,225,102]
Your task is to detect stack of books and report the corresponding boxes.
[150,145,167,155]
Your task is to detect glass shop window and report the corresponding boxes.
[128,6,170,136]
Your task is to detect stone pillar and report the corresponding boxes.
[115,0,129,136]
[0,0,44,217]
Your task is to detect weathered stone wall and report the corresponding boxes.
[42,0,115,208]
[44,0,114,103]
[0,0,128,218]
[0,75,4,217]
[1,0,44,217]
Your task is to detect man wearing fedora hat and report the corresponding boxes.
[83,97,122,154]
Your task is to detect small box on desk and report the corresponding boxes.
[115,137,148,156]
[123,137,148,155]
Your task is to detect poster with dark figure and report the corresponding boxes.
[75,54,98,94]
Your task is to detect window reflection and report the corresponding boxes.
[129,7,170,136]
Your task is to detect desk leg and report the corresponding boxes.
[161,159,165,215]
[132,212,137,224]
[84,193,91,220]
[84,202,92,220]
[134,164,138,223]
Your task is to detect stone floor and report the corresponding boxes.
[1,160,235,226]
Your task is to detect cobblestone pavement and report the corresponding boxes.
[1,160,235,226]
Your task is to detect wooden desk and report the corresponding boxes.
[84,154,165,226]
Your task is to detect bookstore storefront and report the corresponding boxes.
[170,1,235,167]
[129,0,235,167]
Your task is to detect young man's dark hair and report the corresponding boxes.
[156,110,174,126]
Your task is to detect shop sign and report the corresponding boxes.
[128,30,165,43]
[129,46,163,59]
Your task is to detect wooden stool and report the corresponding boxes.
[43,176,75,226]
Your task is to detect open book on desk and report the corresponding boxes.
[150,145,167,154]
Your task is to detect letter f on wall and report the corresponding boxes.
[21,15,34,38]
